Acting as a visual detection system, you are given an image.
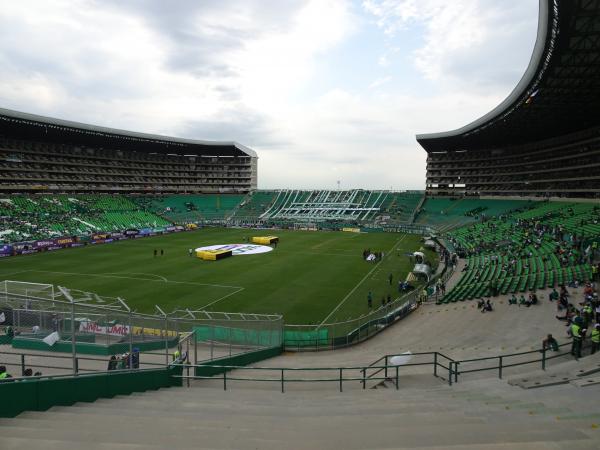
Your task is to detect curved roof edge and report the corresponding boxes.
[416,0,549,147]
[0,106,257,158]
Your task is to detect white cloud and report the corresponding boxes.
[368,76,392,89]
[0,0,539,190]
[378,55,390,67]
[362,0,538,91]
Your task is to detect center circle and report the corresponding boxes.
[194,244,273,256]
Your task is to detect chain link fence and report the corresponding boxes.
[0,280,283,379]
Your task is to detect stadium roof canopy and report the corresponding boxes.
[0,107,257,158]
[417,0,600,153]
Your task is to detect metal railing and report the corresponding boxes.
[173,363,401,393]
[1,280,283,377]
[172,340,585,392]
[0,349,167,378]
[283,290,419,351]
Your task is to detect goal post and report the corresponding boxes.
[0,280,55,303]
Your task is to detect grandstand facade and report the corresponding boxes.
[0,108,257,194]
[417,0,600,198]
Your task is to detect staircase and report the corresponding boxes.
[1,377,599,449]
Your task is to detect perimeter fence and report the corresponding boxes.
[284,289,419,351]
[0,280,283,378]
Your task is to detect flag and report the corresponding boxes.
[43,331,60,346]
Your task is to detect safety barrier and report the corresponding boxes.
[174,340,583,392]
[284,291,419,351]
[0,365,183,418]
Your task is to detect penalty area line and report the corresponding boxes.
[0,269,32,279]
[29,270,242,289]
[316,235,407,328]
[102,272,168,282]
[198,287,245,309]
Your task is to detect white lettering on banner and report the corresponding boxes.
[194,244,273,256]
[79,321,130,336]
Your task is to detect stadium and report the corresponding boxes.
[1,0,600,449]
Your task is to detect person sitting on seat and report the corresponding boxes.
[481,299,493,313]
[531,293,538,305]
[542,334,559,352]
[0,365,10,382]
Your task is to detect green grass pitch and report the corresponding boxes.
[0,228,436,325]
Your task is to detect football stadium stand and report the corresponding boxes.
[0,190,428,244]
[254,189,423,224]
[414,198,535,230]
[439,202,600,303]
[417,0,600,198]
[2,1,600,448]
[0,108,257,194]
[0,195,171,243]
[136,194,246,223]
[232,190,279,220]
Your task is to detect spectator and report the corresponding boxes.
[107,355,118,371]
[482,299,493,313]
[132,348,140,369]
[591,324,600,355]
[0,365,9,381]
[542,334,559,352]
[570,321,585,358]
[23,368,33,377]
[519,295,530,307]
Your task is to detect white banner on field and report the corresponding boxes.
[79,320,130,336]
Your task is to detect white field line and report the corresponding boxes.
[102,272,168,282]
[28,270,242,290]
[316,235,407,328]
[0,269,31,279]
[198,287,245,309]
[274,250,356,258]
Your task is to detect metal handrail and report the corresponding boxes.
[172,339,584,392]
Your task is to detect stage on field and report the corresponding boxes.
[197,249,233,261]
[252,236,279,245]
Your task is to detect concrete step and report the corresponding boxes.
[570,376,600,387]
[0,422,594,450]
[65,398,467,416]
[5,411,487,430]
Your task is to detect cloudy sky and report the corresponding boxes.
[0,0,539,190]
